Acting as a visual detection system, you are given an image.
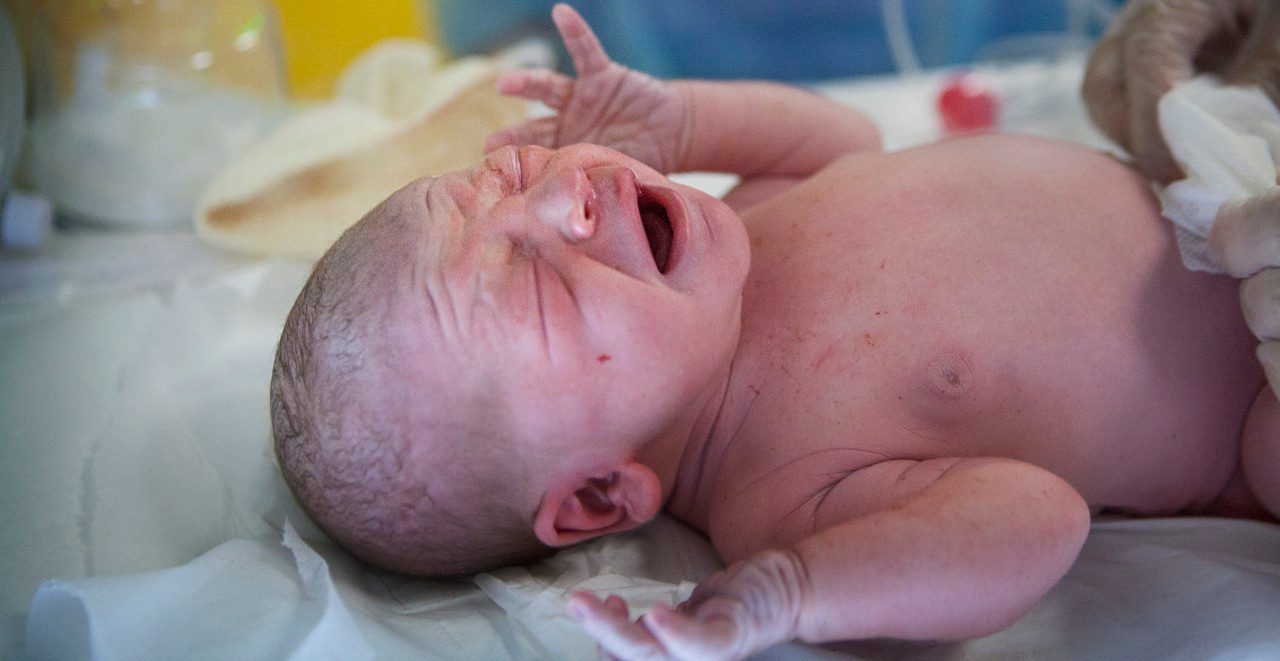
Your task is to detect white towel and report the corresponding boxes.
[25,522,375,661]
[1157,76,1280,273]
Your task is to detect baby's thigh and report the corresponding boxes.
[1242,385,1280,520]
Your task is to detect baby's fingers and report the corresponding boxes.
[551,3,612,76]
[644,602,742,660]
[484,117,559,153]
[495,68,573,108]
[567,593,668,660]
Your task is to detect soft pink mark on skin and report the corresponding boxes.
[597,354,612,363]
[786,325,817,344]
[811,344,837,370]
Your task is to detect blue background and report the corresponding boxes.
[435,0,1125,80]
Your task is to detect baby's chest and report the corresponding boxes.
[734,222,1055,463]
[718,256,1255,552]
[736,175,1192,451]
[730,313,1031,479]
[705,315,1020,551]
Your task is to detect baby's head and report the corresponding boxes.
[270,144,750,576]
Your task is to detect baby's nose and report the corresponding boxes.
[524,167,597,242]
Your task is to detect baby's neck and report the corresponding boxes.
[659,334,769,532]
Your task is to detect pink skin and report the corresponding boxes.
[400,4,1280,660]
[406,141,750,538]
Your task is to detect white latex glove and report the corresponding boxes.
[1209,188,1280,278]
[565,550,805,661]
[1235,191,1280,385]
[1243,306,1280,390]
[1083,0,1280,182]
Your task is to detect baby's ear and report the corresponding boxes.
[533,461,662,547]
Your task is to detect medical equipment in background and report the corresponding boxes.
[24,0,286,230]
[897,0,1118,136]
[880,0,1117,76]
[434,0,1124,81]
[937,73,1002,134]
[0,2,51,250]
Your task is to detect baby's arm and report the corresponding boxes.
[784,458,1089,642]
[568,458,1090,659]
[670,79,881,181]
[488,5,879,186]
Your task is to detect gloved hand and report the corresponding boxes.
[565,550,805,661]
[485,4,691,174]
[1228,189,1280,385]
[1083,0,1280,182]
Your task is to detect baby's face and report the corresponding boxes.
[397,143,750,459]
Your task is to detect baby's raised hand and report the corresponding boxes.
[566,550,806,660]
[485,4,691,174]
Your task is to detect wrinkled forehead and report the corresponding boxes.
[410,143,625,292]
[367,153,532,365]
[417,143,664,229]
[412,144,585,281]
[407,147,533,273]
[384,142,664,347]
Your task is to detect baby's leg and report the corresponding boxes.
[1241,385,1280,520]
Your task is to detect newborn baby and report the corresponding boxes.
[270,5,1280,658]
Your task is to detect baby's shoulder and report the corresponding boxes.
[805,133,1145,213]
[825,133,1128,176]
[912,133,1137,183]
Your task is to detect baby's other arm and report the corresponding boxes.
[488,5,880,189]
[783,457,1090,643]
[568,457,1089,659]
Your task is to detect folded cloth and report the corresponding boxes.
[25,522,374,661]
[1157,75,1280,273]
[21,515,726,660]
[194,41,527,259]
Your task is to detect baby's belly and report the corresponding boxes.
[915,282,1261,516]
[741,135,1264,515]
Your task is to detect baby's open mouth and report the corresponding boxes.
[637,188,673,273]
